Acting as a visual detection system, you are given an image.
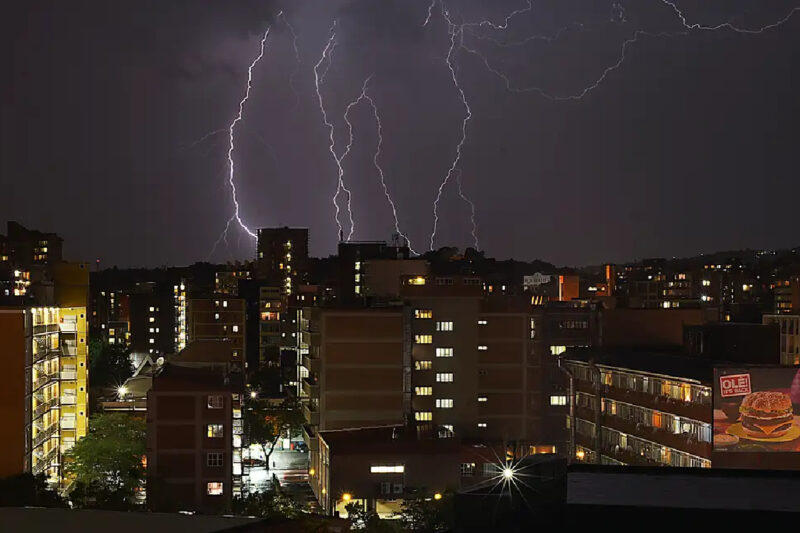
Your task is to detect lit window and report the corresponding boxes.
[436,321,454,332]
[207,482,223,495]
[149,338,154,344]
[478,345,488,351]
[550,395,567,406]
[208,395,224,409]
[478,423,487,428]
[436,398,453,408]
[415,309,432,319]
[436,373,453,383]
[232,325,239,333]
[415,361,432,370]
[435,347,453,358]
[370,465,404,473]
[461,462,475,475]
[550,346,566,356]
[355,261,361,271]
[408,277,426,286]
[478,396,487,402]
[478,320,487,325]
[415,387,432,396]
[149,327,154,333]
[149,317,155,323]
[207,424,223,438]
[149,307,155,312]
[215,313,220,320]
[207,452,223,467]
[415,335,432,344]
[415,411,432,421]
[223,301,228,308]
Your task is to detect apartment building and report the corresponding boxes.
[0,304,88,486]
[146,365,243,512]
[561,349,713,468]
[256,227,308,295]
[187,298,245,361]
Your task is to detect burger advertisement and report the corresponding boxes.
[714,367,800,454]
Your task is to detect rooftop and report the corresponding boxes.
[562,347,716,383]
[319,424,460,455]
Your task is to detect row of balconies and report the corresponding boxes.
[302,377,319,399]
[32,423,59,449]
[32,446,59,475]
[33,397,59,419]
[574,405,711,458]
[575,379,711,423]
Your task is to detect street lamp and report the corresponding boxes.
[250,391,258,399]
[117,385,128,398]
[502,467,514,480]
[342,493,352,502]
[433,492,442,500]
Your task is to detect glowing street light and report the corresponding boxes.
[342,493,352,502]
[250,391,258,399]
[433,492,442,500]
[502,468,514,480]
[118,385,128,398]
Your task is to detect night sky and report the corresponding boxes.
[2,1,799,268]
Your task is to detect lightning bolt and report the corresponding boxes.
[361,84,419,255]
[210,17,279,259]
[313,22,357,242]
[423,0,436,26]
[660,0,800,34]
[454,170,478,249]
[429,3,475,251]
[279,12,302,108]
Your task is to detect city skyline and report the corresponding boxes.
[2,1,799,267]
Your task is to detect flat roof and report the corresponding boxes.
[320,424,460,455]
[563,347,716,383]
[0,508,257,533]
[568,467,800,512]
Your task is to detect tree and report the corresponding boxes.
[399,490,453,532]
[89,338,134,391]
[244,397,305,468]
[0,473,66,508]
[345,502,400,532]
[232,490,305,518]
[64,413,146,509]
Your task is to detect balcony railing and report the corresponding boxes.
[33,348,59,364]
[61,417,76,430]
[32,447,59,475]
[33,423,59,449]
[575,379,712,423]
[60,395,77,405]
[33,397,59,419]
[303,403,319,426]
[301,378,319,398]
[60,371,77,381]
[33,372,58,391]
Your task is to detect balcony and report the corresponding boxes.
[61,417,76,430]
[60,395,77,405]
[33,423,59,449]
[60,370,77,381]
[32,447,59,475]
[302,353,319,374]
[301,377,319,399]
[303,403,319,426]
[575,379,712,424]
[575,405,711,458]
[33,397,58,419]
[33,348,59,364]
[33,372,58,391]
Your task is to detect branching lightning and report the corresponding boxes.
[280,12,302,108]
[660,0,800,34]
[362,85,418,255]
[454,170,478,249]
[313,22,357,242]
[430,3,477,251]
[210,17,279,259]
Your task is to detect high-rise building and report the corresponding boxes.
[186,298,246,363]
[256,227,308,295]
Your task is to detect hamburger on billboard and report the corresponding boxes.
[714,367,800,453]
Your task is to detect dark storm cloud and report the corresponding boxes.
[1,1,799,267]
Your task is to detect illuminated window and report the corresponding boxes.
[415,309,432,319]
[207,482,223,496]
[436,321,454,332]
[415,335,432,344]
[207,452,223,467]
[550,395,567,406]
[415,411,432,421]
[149,317,155,323]
[223,301,228,308]
[478,320,487,325]
[207,395,224,409]
[478,345,488,351]
[408,277,426,286]
[415,360,432,370]
[207,424,223,438]
[550,346,566,356]
[461,463,476,475]
[149,307,155,312]
[435,347,453,358]
[415,387,432,396]
[370,465,404,473]
[478,396,487,402]
[232,325,239,333]
[477,422,487,428]
[436,398,453,408]
[215,313,220,320]
[355,261,361,271]
[436,373,453,383]
[149,338,154,344]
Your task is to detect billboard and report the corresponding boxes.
[714,367,800,454]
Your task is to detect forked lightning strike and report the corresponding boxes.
[210,16,280,259]
[313,22,357,242]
